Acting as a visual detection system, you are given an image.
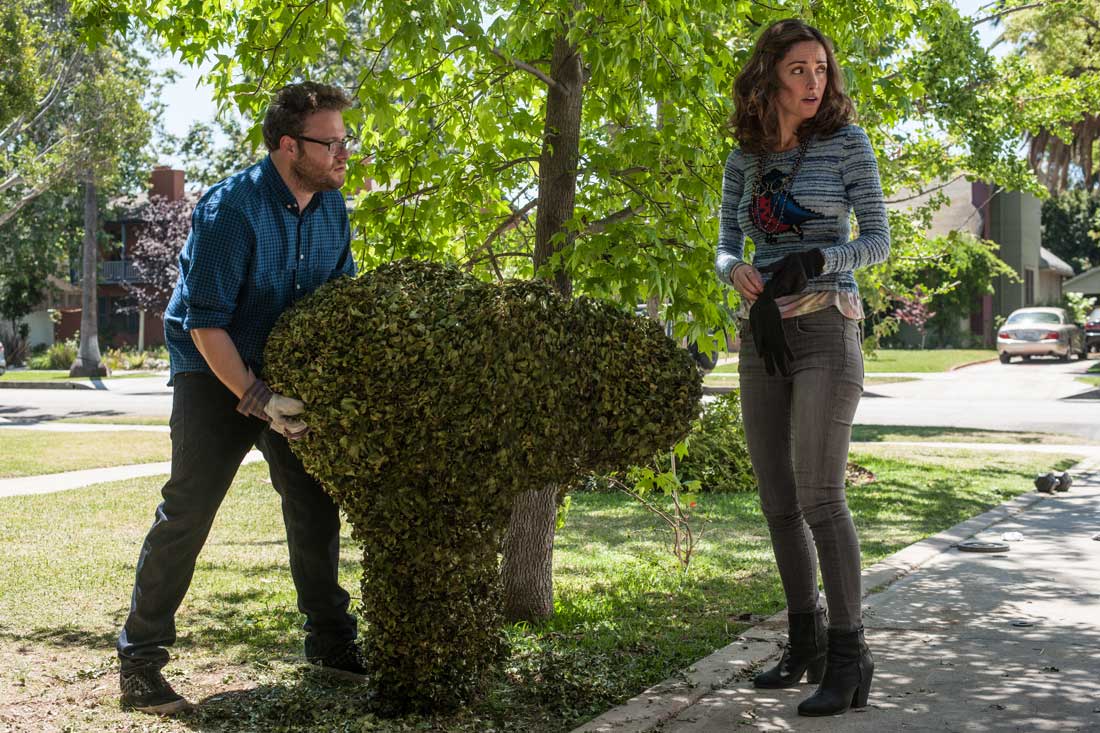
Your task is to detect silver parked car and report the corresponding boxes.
[997,307,1087,363]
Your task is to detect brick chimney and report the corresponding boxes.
[150,165,185,201]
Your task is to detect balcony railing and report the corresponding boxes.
[100,259,142,284]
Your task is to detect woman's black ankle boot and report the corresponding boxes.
[753,609,827,689]
[797,626,874,716]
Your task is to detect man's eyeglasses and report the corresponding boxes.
[296,135,357,155]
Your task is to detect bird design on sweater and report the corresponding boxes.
[752,169,826,243]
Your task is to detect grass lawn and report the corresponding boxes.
[0,370,160,382]
[862,349,996,372]
[710,349,994,375]
[851,424,1091,445]
[704,374,917,388]
[53,416,171,426]
[1077,359,1100,388]
[0,430,172,478]
[0,445,1086,732]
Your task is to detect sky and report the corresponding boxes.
[151,0,1006,170]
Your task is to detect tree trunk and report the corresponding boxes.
[70,174,109,377]
[500,31,585,623]
[531,33,584,298]
[500,484,560,622]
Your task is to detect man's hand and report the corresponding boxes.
[757,248,825,299]
[237,378,309,440]
[264,393,308,439]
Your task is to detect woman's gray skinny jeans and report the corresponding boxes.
[738,306,865,631]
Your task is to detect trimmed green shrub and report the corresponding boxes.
[581,391,755,494]
[264,260,701,713]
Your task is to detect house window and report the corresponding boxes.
[1025,269,1035,305]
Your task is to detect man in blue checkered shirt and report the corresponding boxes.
[117,82,363,715]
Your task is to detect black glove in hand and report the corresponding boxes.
[757,248,825,298]
[749,293,794,377]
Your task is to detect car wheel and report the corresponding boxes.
[999,352,1011,364]
[1022,355,1031,361]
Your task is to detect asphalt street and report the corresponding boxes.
[0,355,1096,439]
[855,356,1100,442]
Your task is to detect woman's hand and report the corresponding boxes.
[731,262,765,304]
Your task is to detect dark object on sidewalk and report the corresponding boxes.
[1055,472,1072,492]
[754,609,827,689]
[956,540,1010,553]
[797,626,874,717]
[1035,473,1059,493]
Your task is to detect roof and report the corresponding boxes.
[1039,247,1075,277]
[1009,306,1067,315]
[1064,265,1100,295]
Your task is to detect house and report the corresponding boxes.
[1063,265,1100,299]
[889,180,1070,347]
[53,166,191,350]
[1039,247,1076,302]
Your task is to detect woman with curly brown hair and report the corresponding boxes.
[716,19,890,716]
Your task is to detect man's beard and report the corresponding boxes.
[291,152,342,192]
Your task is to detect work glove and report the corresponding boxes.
[237,377,309,439]
[757,248,825,298]
[748,292,794,377]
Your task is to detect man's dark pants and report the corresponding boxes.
[117,372,355,672]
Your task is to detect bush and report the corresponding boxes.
[102,346,169,371]
[264,260,702,714]
[581,391,755,494]
[28,338,78,370]
[659,390,755,492]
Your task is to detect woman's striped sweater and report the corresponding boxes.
[715,124,891,294]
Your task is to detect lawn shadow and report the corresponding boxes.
[177,675,382,732]
[0,623,118,650]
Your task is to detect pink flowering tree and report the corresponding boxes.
[895,287,936,349]
[119,195,192,315]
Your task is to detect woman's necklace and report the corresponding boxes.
[750,136,811,235]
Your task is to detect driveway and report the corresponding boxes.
[857,355,1100,441]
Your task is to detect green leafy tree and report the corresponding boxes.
[0,186,83,364]
[169,115,261,188]
[1042,187,1100,272]
[68,44,157,376]
[0,0,87,228]
[74,0,1100,619]
[1002,0,1100,192]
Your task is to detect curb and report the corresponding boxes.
[949,357,998,371]
[569,472,1065,733]
[0,380,95,390]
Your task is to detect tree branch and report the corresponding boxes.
[885,174,966,204]
[453,23,562,91]
[243,0,326,95]
[973,0,1066,26]
[581,204,646,237]
[488,46,561,90]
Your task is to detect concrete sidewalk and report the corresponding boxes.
[0,450,264,497]
[574,456,1100,733]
